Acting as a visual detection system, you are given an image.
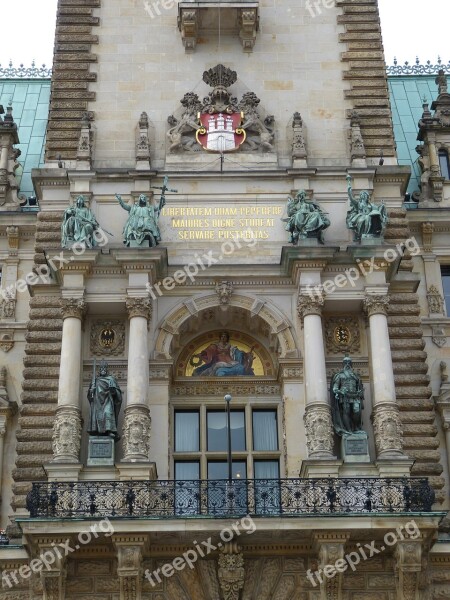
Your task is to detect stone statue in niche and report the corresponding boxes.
[346,175,388,242]
[283,190,330,244]
[330,355,365,436]
[61,195,102,249]
[88,360,123,440]
[190,332,255,376]
[116,193,161,247]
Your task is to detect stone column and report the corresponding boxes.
[123,297,152,462]
[52,298,86,463]
[364,295,404,458]
[298,294,334,458]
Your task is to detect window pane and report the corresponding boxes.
[441,267,450,315]
[439,151,450,180]
[175,461,200,480]
[252,410,278,451]
[254,460,280,479]
[175,411,199,451]
[207,410,245,451]
[207,460,247,480]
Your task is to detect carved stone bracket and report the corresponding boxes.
[395,540,422,600]
[123,404,151,461]
[304,405,334,458]
[178,8,198,52]
[52,405,82,463]
[314,534,349,600]
[126,297,152,321]
[217,541,245,600]
[60,297,87,321]
[372,405,404,457]
[297,293,324,319]
[114,537,146,600]
[238,8,259,51]
[363,294,390,317]
[432,324,447,347]
[39,542,67,600]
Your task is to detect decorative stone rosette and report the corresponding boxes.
[297,294,324,319]
[52,406,82,463]
[372,406,403,456]
[304,406,334,457]
[60,297,87,320]
[125,297,152,321]
[123,405,151,461]
[363,295,390,317]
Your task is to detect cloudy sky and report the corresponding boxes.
[0,0,447,67]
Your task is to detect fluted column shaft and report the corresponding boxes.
[123,297,152,462]
[364,295,404,457]
[298,294,334,458]
[52,298,86,463]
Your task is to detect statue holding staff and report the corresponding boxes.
[88,360,122,440]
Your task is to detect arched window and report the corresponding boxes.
[439,149,450,180]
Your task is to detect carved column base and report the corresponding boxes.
[395,539,422,600]
[372,404,404,458]
[304,404,335,459]
[52,405,82,463]
[122,404,151,462]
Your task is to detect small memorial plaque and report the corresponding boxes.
[341,433,370,463]
[87,436,115,466]
[344,437,368,455]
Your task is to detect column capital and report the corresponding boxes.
[363,294,390,317]
[297,293,324,318]
[126,296,152,320]
[60,297,87,320]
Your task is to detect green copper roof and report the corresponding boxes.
[0,79,50,198]
[388,75,439,195]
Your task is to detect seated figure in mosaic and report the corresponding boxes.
[61,195,100,249]
[190,332,255,377]
[284,190,330,244]
[346,175,388,242]
[116,193,161,247]
[330,355,364,436]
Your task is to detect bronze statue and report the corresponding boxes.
[346,175,388,242]
[283,190,330,244]
[330,356,364,436]
[61,195,100,249]
[116,193,161,247]
[88,361,122,440]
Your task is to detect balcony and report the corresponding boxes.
[26,477,435,520]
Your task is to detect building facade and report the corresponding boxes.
[0,1,449,599]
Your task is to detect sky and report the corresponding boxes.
[0,0,447,68]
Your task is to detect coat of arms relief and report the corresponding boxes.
[167,64,275,154]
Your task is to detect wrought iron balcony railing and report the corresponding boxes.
[25,477,435,520]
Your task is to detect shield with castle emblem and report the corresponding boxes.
[196,111,246,152]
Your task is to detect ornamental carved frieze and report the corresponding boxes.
[363,295,390,317]
[123,406,151,461]
[90,320,126,357]
[297,294,324,319]
[427,285,444,314]
[52,406,82,463]
[60,297,87,320]
[304,406,334,457]
[372,407,403,455]
[217,542,245,600]
[126,297,152,321]
[324,316,361,355]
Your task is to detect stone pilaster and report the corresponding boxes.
[38,540,67,600]
[298,294,334,458]
[364,294,404,458]
[114,536,146,600]
[395,540,422,600]
[123,297,152,461]
[217,542,245,600]
[52,297,86,463]
[313,534,349,600]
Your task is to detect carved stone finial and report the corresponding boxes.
[217,542,245,600]
[363,295,390,317]
[436,69,448,96]
[203,64,238,89]
[297,293,324,318]
[126,297,152,321]
[60,298,87,320]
